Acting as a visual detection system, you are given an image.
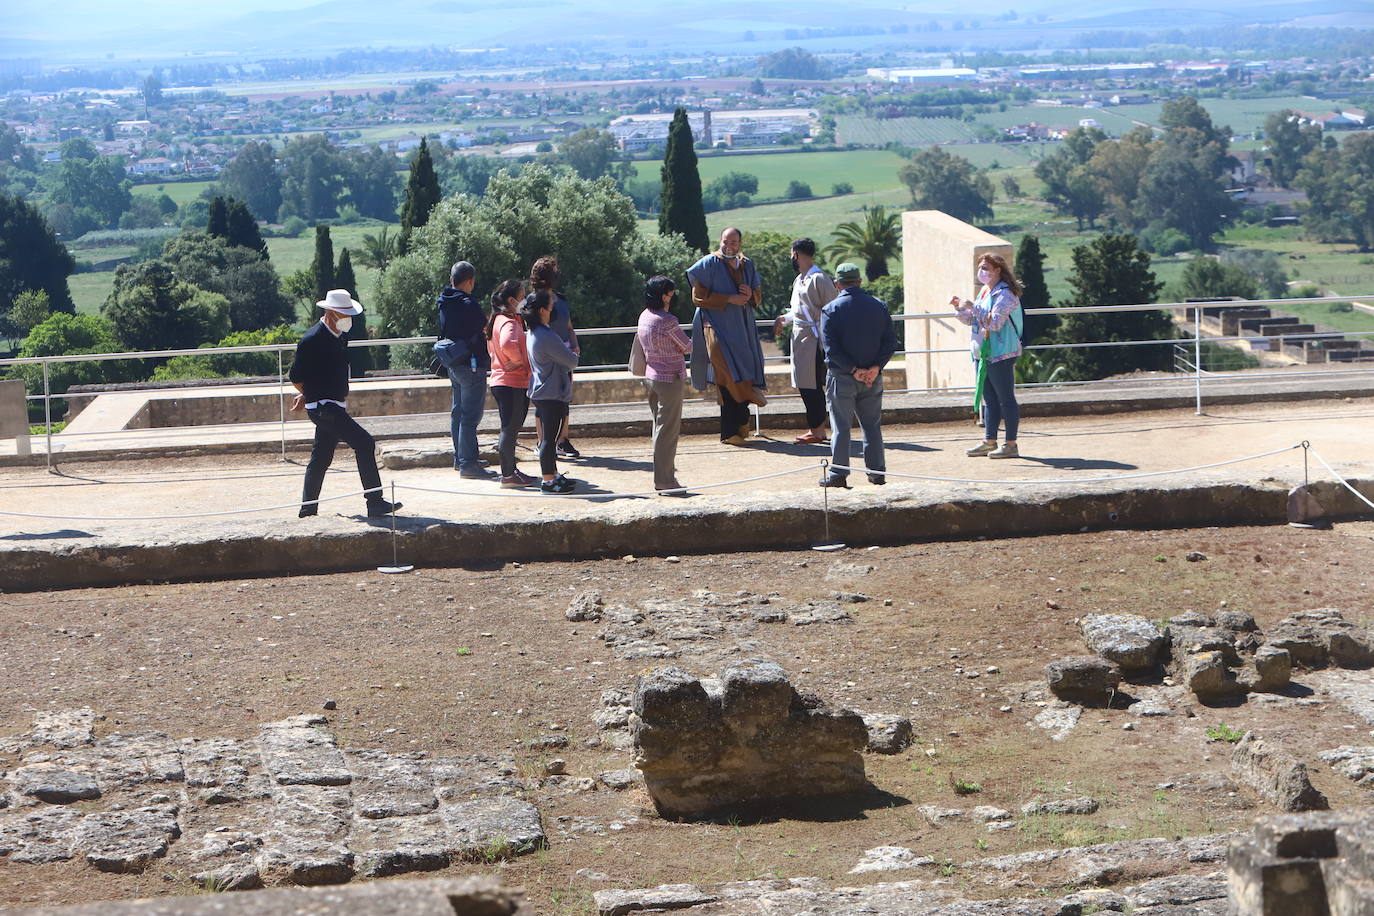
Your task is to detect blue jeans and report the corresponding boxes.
[826,372,885,478]
[983,357,1019,441]
[448,365,488,469]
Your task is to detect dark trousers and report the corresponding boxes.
[302,403,383,509]
[533,399,569,476]
[719,385,752,440]
[491,385,530,477]
[983,357,1020,441]
[799,350,828,430]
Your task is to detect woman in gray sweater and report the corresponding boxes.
[520,290,580,494]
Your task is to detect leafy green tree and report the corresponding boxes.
[152,325,298,381]
[142,73,164,108]
[434,150,513,198]
[757,47,832,80]
[560,128,618,180]
[1176,256,1259,300]
[8,313,140,403]
[1263,110,1321,189]
[1015,235,1053,342]
[785,180,813,200]
[279,134,348,222]
[399,137,441,252]
[160,233,292,331]
[742,229,802,322]
[1085,126,1153,225]
[10,289,51,335]
[659,108,709,253]
[1135,142,1233,250]
[1034,127,1105,229]
[899,147,993,223]
[376,164,695,367]
[311,225,335,302]
[1336,132,1374,251]
[218,141,282,225]
[102,261,230,352]
[1159,96,1229,148]
[119,196,166,230]
[824,205,901,280]
[0,193,75,341]
[346,146,401,221]
[225,199,268,259]
[333,247,372,373]
[59,137,98,162]
[1050,234,1170,380]
[702,171,758,211]
[207,196,230,238]
[45,154,132,228]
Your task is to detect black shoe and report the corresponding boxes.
[366,500,402,518]
[818,475,851,489]
[556,440,581,459]
[298,505,318,518]
[868,473,886,486]
[540,475,576,494]
[458,466,497,480]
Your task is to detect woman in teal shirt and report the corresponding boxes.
[952,253,1025,459]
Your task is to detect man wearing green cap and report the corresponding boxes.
[818,264,897,488]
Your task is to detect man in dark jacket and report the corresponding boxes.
[818,263,897,488]
[289,289,401,518]
[436,260,493,479]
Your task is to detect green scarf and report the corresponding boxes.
[972,336,991,416]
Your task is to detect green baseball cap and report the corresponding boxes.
[834,263,861,281]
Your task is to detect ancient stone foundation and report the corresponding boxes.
[631,661,869,819]
[15,876,524,916]
[1228,808,1374,916]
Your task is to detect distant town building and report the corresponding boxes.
[128,157,177,176]
[865,67,978,83]
[608,108,815,151]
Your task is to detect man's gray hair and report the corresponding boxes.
[450,261,476,285]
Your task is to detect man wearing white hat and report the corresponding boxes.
[288,289,402,518]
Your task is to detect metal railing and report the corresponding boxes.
[2,295,1371,466]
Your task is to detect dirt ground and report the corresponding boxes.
[2,521,1374,913]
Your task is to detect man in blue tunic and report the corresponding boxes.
[686,226,766,446]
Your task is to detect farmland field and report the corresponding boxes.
[130,180,216,206]
[833,115,978,147]
[697,149,905,200]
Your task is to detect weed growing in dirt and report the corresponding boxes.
[455,647,472,656]
[1154,555,1167,563]
[950,775,982,796]
[1205,722,1246,743]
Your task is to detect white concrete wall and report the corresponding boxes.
[901,211,1012,393]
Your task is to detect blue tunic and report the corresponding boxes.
[685,253,766,393]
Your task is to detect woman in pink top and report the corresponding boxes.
[485,280,536,488]
[637,275,693,496]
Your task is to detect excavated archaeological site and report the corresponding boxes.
[1,523,1373,914]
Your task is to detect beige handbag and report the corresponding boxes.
[629,334,647,377]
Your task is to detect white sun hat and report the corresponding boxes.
[316,289,363,315]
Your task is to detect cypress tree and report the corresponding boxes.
[225,199,268,260]
[334,248,372,373]
[398,137,441,253]
[207,196,229,239]
[658,108,709,253]
[311,225,335,302]
[1015,235,1052,343]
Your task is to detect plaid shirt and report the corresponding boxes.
[637,308,691,381]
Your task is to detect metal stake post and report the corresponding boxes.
[378,481,413,574]
[812,459,846,551]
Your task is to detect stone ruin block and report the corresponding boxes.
[1231,732,1329,813]
[631,661,869,819]
[1044,655,1121,707]
[1266,609,1374,669]
[1229,808,1374,916]
[1077,613,1166,673]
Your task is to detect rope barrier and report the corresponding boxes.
[1307,447,1374,512]
[0,488,371,521]
[393,463,826,501]
[822,442,1303,486]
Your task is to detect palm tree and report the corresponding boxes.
[355,226,400,272]
[824,205,902,281]
[1015,351,1071,386]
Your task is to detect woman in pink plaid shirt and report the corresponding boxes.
[637,275,692,496]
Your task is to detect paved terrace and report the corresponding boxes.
[1,386,1372,591]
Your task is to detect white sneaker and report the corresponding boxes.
[966,440,997,457]
[988,442,1020,459]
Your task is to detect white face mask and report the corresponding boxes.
[333,315,353,334]
[977,268,993,285]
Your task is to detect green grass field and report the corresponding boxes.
[131,180,216,206]
[697,149,906,199]
[833,115,978,147]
